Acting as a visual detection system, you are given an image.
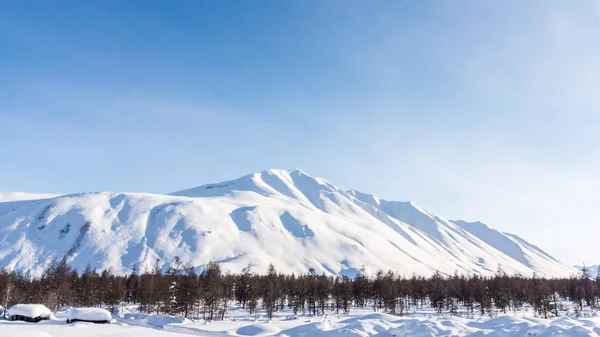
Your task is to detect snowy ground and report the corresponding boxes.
[2,307,600,336]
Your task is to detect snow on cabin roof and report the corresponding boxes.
[7,304,52,318]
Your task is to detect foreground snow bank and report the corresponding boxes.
[131,310,600,337]
[67,308,112,322]
[7,304,52,319]
[4,308,600,337]
[388,315,600,337]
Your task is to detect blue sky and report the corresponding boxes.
[2,1,600,264]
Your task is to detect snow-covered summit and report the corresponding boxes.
[0,169,579,278]
[171,169,348,215]
[171,169,337,200]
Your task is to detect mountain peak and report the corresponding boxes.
[347,190,428,215]
[260,168,307,176]
[170,168,338,201]
[347,189,381,206]
[453,220,491,230]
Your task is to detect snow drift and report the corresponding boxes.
[67,308,112,323]
[0,169,577,278]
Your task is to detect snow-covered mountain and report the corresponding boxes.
[0,169,578,278]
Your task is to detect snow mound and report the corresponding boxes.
[236,323,281,336]
[7,304,52,318]
[67,308,112,322]
[121,313,190,329]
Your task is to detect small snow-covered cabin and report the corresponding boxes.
[67,307,112,324]
[7,304,52,323]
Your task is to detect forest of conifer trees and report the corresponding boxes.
[2,257,599,321]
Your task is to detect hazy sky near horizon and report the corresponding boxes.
[1,1,599,265]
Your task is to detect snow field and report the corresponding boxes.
[3,307,600,336]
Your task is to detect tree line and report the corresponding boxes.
[2,257,600,320]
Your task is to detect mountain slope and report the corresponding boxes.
[0,169,578,278]
[348,190,576,277]
[453,220,574,276]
